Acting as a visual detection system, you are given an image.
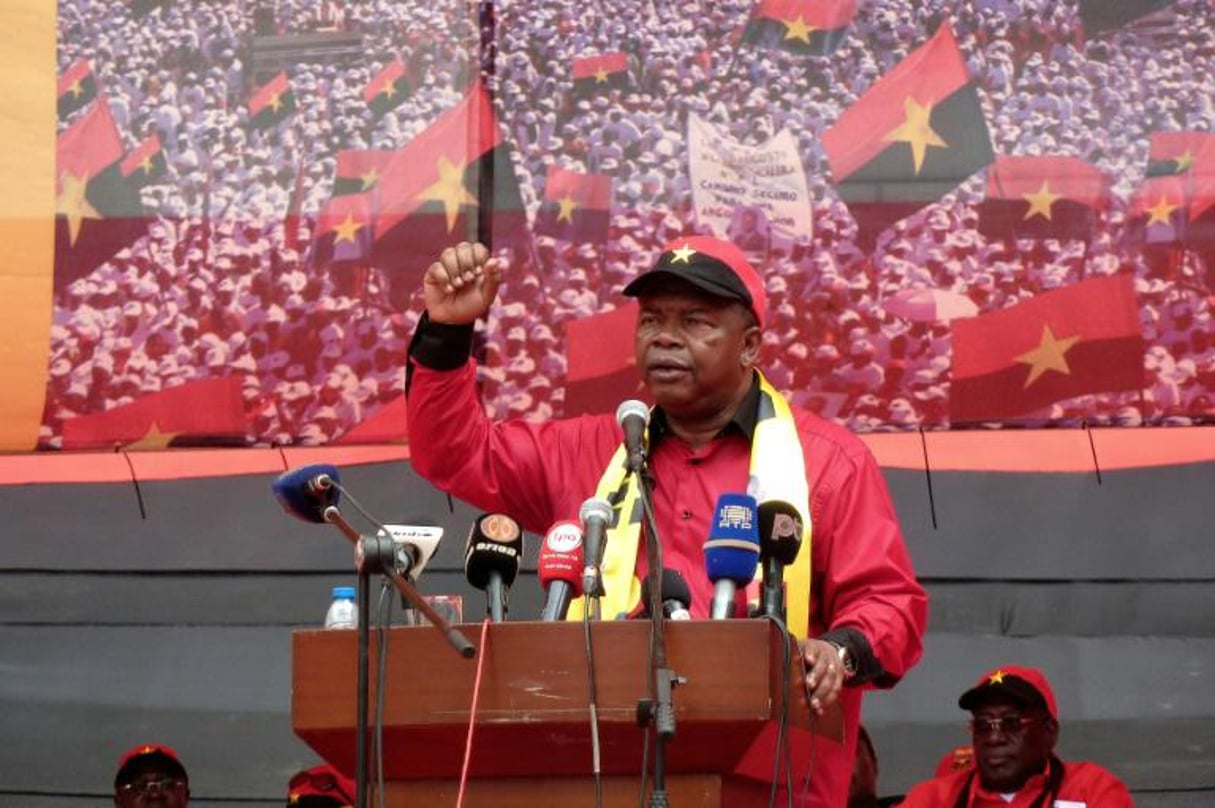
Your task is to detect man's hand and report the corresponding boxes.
[800,638,847,715]
[423,241,503,325]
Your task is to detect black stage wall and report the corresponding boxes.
[0,456,1212,805]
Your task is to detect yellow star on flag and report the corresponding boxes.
[140,155,156,175]
[594,68,610,84]
[125,421,181,451]
[555,194,578,223]
[883,96,948,175]
[416,155,479,232]
[782,16,818,44]
[1146,195,1180,227]
[1022,181,1061,221]
[56,170,101,246]
[1016,325,1081,388]
[68,79,84,98]
[1173,150,1194,172]
[360,167,380,191]
[380,82,397,101]
[333,212,364,244]
[669,244,696,263]
[987,670,1006,685]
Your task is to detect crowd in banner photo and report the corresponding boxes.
[48,0,1214,450]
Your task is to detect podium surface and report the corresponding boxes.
[293,620,842,806]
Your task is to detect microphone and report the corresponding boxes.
[463,513,522,622]
[703,493,761,619]
[579,497,614,604]
[616,399,649,473]
[271,464,341,523]
[378,522,444,581]
[639,568,693,620]
[757,500,804,620]
[537,520,585,621]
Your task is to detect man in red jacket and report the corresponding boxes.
[900,665,1134,807]
[407,238,927,806]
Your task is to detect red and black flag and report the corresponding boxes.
[62,377,248,451]
[119,133,167,191]
[534,165,613,243]
[741,0,857,56]
[977,155,1110,241]
[54,98,146,290]
[1128,174,1187,245]
[1185,138,1215,250]
[1145,131,1215,177]
[572,53,630,96]
[312,191,373,267]
[564,302,645,417]
[950,275,1143,423]
[248,71,295,130]
[822,22,994,249]
[364,57,414,119]
[1078,0,1175,37]
[333,149,394,196]
[372,82,527,307]
[57,59,97,119]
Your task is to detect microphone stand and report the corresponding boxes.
[633,460,681,808]
[321,505,475,808]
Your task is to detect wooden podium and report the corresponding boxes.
[293,620,843,807]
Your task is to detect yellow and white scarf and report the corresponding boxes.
[567,372,814,637]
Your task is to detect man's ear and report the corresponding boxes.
[740,324,761,367]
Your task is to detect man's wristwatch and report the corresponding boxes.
[828,640,857,680]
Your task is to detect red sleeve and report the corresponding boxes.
[897,774,965,807]
[1066,761,1136,807]
[405,362,618,533]
[809,430,928,686]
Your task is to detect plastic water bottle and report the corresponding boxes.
[324,585,358,629]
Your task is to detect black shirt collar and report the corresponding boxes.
[648,373,761,448]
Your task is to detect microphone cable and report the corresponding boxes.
[582,598,604,808]
[327,477,391,535]
[373,578,393,808]
[759,613,796,808]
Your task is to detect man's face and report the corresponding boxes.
[634,280,759,421]
[970,696,1057,792]
[115,760,189,808]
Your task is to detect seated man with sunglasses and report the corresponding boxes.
[900,665,1133,807]
[114,744,189,808]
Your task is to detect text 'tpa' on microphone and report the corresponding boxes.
[616,399,650,473]
[638,567,693,621]
[463,512,522,622]
[704,493,761,619]
[271,464,341,523]
[537,520,584,621]
[757,500,804,620]
[578,497,614,604]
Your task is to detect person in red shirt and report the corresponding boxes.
[406,238,927,806]
[900,665,1134,807]
[113,744,189,808]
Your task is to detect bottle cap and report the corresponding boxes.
[332,585,356,599]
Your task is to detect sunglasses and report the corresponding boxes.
[967,715,1039,738]
[117,776,187,795]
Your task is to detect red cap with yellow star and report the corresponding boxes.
[286,763,355,807]
[114,743,188,788]
[958,665,1058,720]
[623,235,768,328]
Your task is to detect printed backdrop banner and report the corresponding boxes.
[687,114,812,254]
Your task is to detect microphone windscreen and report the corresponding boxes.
[616,399,650,428]
[639,567,693,614]
[579,497,613,527]
[463,513,522,589]
[271,464,341,523]
[704,492,761,584]
[757,500,804,564]
[538,521,584,591]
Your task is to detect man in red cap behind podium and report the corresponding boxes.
[900,665,1134,807]
[113,743,189,808]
